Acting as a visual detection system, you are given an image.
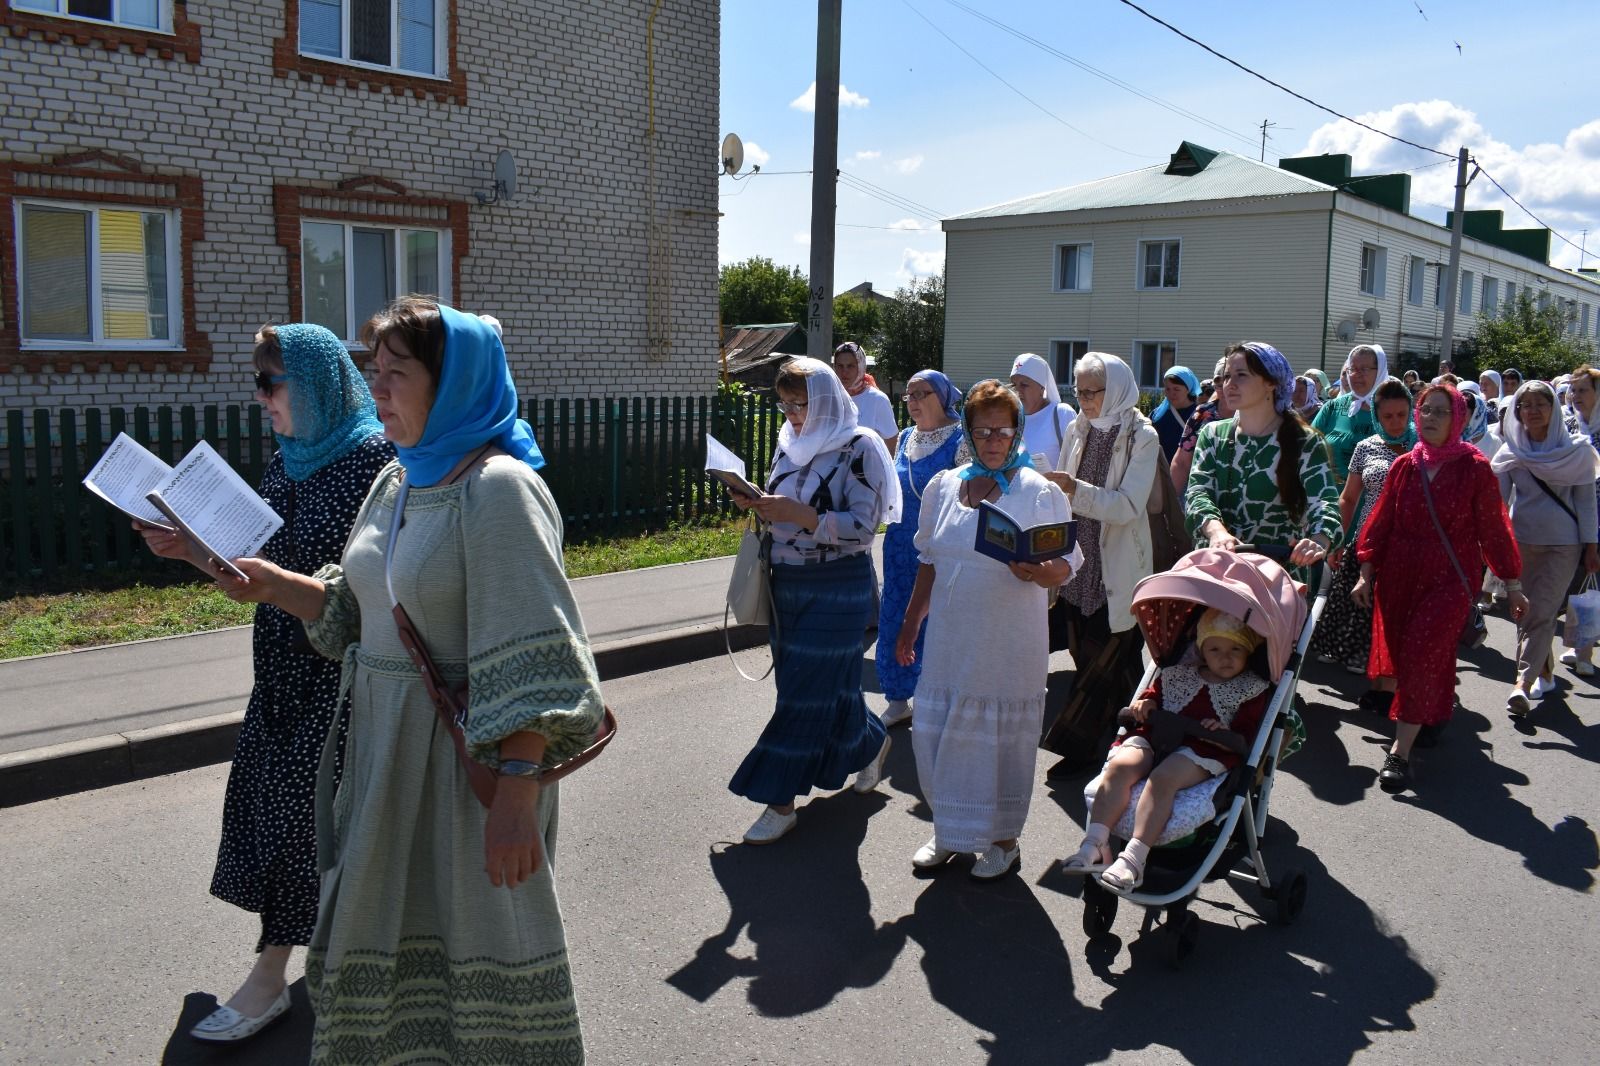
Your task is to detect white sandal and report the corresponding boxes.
[190,987,290,1043]
[1061,838,1114,876]
[1100,851,1146,894]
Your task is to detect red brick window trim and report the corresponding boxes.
[1,151,210,374]
[0,0,202,63]
[274,178,470,353]
[273,0,465,106]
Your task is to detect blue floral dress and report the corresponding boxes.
[875,423,966,701]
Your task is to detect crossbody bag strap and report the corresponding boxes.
[1418,464,1473,597]
[1529,473,1582,527]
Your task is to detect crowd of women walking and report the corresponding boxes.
[147,302,1597,1062]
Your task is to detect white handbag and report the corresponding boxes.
[724,515,777,680]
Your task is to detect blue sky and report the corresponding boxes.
[717,0,1600,294]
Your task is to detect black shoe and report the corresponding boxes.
[1378,753,1410,793]
[1413,722,1443,749]
[1357,690,1395,715]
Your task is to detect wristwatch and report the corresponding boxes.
[497,759,546,779]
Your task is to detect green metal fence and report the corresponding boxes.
[1,394,784,586]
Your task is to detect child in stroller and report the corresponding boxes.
[1063,607,1271,893]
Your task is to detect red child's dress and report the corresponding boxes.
[1113,662,1271,773]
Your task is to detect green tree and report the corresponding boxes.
[719,256,809,327]
[877,272,944,386]
[1468,289,1595,382]
[831,293,883,353]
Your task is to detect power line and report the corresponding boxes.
[901,0,1152,159]
[1474,162,1589,256]
[941,0,1261,151]
[839,169,944,217]
[1112,0,1453,160]
[838,169,945,221]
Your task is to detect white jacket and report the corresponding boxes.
[1055,410,1160,633]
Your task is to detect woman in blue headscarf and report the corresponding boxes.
[1151,365,1200,461]
[139,323,393,1044]
[875,369,968,727]
[221,297,603,1063]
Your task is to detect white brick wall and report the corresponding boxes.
[1,0,721,409]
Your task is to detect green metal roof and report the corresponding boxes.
[948,148,1332,222]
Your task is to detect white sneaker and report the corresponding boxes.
[742,806,797,845]
[853,734,892,793]
[970,842,1021,881]
[880,699,913,727]
[1506,688,1531,716]
[1529,676,1558,701]
[1561,649,1595,676]
[912,837,955,869]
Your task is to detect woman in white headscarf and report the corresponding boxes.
[1039,353,1162,769]
[1478,369,1503,417]
[729,357,903,844]
[1313,344,1388,482]
[1492,380,1600,716]
[1560,366,1600,676]
[1009,352,1077,472]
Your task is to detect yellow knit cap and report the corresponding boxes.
[1197,608,1262,654]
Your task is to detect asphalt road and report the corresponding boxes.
[1,609,1596,1065]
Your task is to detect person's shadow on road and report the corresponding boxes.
[667,788,903,1016]
[160,979,311,1064]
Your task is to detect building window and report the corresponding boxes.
[15,200,179,347]
[1458,270,1473,314]
[1137,239,1180,290]
[1482,276,1498,315]
[1538,291,1552,312]
[1133,340,1177,388]
[300,220,448,343]
[1407,257,1425,305]
[1503,281,1515,311]
[1051,339,1089,388]
[1582,304,1591,337]
[12,0,163,30]
[1434,265,1447,309]
[1053,243,1092,292]
[1359,244,1387,297]
[299,0,443,76]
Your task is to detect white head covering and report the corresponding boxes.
[1490,380,1600,487]
[1479,369,1503,399]
[776,357,903,523]
[1010,352,1061,406]
[1076,352,1140,430]
[1342,344,1389,414]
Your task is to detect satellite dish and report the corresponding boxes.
[475,149,517,205]
[721,132,744,176]
[1362,307,1381,330]
[1336,319,1358,343]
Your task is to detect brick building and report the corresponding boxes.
[1,0,720,410]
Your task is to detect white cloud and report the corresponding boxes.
[853,150,881,162]
[793,231,811,246]
[889,218,926,231]
[789,81,870,112]
[893,154,925,175]
[899,247,944,280]
[1297,101,1600,268]
[743,141,771,168]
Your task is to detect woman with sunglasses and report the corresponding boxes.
[727,357,902,845]
[138,324,392,1043]
[875,370,969,729]
[894,380,1080,880]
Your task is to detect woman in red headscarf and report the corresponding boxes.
[1352,384,1525,794]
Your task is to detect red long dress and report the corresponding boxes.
[1356,450,1520,726]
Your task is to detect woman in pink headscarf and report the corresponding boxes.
[1352,384,1524,794]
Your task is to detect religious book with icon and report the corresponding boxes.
[704,433,763,499]
[973,499,1076,565]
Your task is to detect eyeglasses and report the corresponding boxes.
[902,390,935,402]
[254,372,288,396]
[969,426,1018,440]
[775,400,809,414]
[1515,400,1552,413]
[1076,387,1107,399]
[1417,406,1453,419]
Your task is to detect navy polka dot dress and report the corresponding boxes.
[208,433,394,951]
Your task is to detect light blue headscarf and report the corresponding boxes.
[910,368,960,420]
[393,306,545,487]
[956,380,1032,494]
[1151,365,1200,426]
[274,323,385,482]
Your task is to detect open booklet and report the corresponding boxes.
[704,433,763,500]
[82,433,284,580]
[973,499,1076,566]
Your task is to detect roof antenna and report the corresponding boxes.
[1259,120,1277,162]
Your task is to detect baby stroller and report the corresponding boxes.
[1078,547,1328,967]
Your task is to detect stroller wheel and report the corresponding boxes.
[1165,905,1199,969]
[1273,869,1308,926]
[1081,880,1119,939]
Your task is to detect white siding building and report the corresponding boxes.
[942,141,1600,390]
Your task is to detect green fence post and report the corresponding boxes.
[6,410,28,582]
[60,409,82,577]
[606,398,622,524]
[32,410,56,581]
[85,408,108,573]
[111,407,132,570]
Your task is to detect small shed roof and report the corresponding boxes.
[721,322,803,375]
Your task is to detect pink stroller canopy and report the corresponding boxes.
[1130,548,1309,678]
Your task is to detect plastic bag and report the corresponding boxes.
[1563,573,1600,648]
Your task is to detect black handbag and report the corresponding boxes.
[1417,465,1489,649]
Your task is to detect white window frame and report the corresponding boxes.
[1406,256,1426,306]
[1050,338,1090,392]
[1051,242,1092,293]
[1135,238,1182,291]
[1503,281,1515,311]
[1359,243,1387,297]
[1458,269,1473,314]
[1582,304,1591,337]
[11,0,169,32]
[15,197,183,350]
[1131,339,1179,389]
[298,0,448,79]
[299,218,452,346]
[1482,276,1498,316]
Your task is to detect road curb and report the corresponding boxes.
[0,622,769,808]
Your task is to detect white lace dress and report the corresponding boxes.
[911,466,1081,851]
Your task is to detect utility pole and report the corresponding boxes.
[1581,230,1590,272]
[1258,119,1276,162]
[806,0,842,361]
[1438,146,1477,369]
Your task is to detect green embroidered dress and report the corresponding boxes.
[1184,418,1344,569]
[304,457,604,1065]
